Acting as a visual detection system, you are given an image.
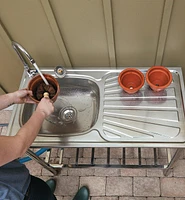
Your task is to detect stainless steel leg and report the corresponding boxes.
[163,148,183,176]
[26,149,58,175]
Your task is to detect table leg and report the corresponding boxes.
[26,149,58,175]
[163,148,183,176]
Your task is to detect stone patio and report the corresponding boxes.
[1,109,185,200]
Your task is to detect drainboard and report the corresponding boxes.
[99,70,185,143]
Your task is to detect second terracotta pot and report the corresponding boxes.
[118,68,145,94]
[28,74,60,103]
[146,66,172,92]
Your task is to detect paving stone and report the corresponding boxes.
[147,169,165,177]
[78,157,92,164]
[134,177,160,196]
[106,177,132,196]
[63,148,77,158]
[94,148,108,158]
[91,197,118,200]
[125,148,136,158]
[155,158,168,165]
[110,148,122,158]
[83,147,93,157]
[147,198,174,200]
[55,176,79,196]
[125,158,146,165]
[161,178,185,197]
[42,167,55,176]
[62,158,70,165]
[94,158,121,165]
[25,160,42,176]
[68,168,94,176]
[173,160,185,177]
[94,168,120,176]
[50,148,59,158]
[141,148,155,158]
[176,198,185,200]
[41,165,68,176]
[119,197,146,200]
[80,176,106,196]
[121,168,146,176]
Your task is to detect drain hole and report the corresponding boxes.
[129,86,134,90]
[59,106,77,123]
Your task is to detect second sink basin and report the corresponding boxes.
[20,77,100,136]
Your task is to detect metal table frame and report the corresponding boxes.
[26,147,184,176]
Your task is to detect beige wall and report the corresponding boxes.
[0,0,184,92]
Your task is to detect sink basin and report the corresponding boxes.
[20,77,100,136]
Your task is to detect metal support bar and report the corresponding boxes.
[122,148,126,165]
[91,148,95,165]
[26,149,58,176]
[154,148,157,166]
[163,148,183,176]
[75,148,79,166]
[107,148,110,166]
[138,148,141,166]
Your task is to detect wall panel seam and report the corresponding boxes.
[155,0,174,66]
[102,0,116,68]
[40,0,72,68]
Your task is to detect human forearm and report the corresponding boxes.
[16,110,46,155]
[0,97,53,166]
[0,93,14,110]
[0,110,45,166]
[0,89,34,110]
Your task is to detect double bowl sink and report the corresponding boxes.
[7,68,185,147]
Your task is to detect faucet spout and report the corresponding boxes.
[12,41,37,77]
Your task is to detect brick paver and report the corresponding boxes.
[80,176,106,196]
[119,198,146,200]
[147,198,174,200]
[134,177,160,196]
[55,176,79,196]
[161,178,185,197]
[106,177,132,196]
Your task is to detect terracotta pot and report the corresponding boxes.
[146,66,172,92]
[118,68,145,94]
[28,74,60,103]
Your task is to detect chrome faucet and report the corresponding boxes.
[12,41,37,77]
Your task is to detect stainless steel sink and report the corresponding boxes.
[6,68,185,148]
[20,78,100,136]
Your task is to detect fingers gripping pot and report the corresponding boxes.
[28,74,60,103]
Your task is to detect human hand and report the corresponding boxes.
[11,89,35,104]
[36,97,54,118]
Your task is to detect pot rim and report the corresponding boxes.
[118,68,145,94]
[146,66,172,91]
[28,74,60,103]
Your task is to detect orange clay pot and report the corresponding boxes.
[146,66,172,92]
[118,68,145,94]
[28,74,60,103]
